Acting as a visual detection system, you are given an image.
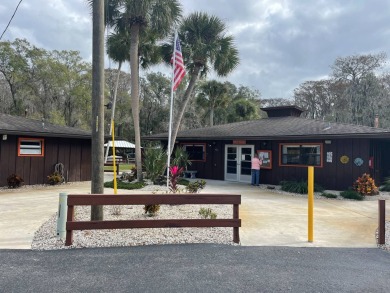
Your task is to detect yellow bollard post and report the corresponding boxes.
[308,166,314,242]
[111,120,117,194]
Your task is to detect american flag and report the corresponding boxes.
[172,35,185,91]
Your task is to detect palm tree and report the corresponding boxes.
[111,0,182,180]
[106,29,169,131]
[87,0,182,180]
[196,80,230,126]
[106,31,131,124]
[163,12,239,154]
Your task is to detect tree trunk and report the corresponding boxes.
[104,62,122,163]
[129,25,143,180]
[209,107,214,127]
[91,0,105,221]
[169,66,201,155]
[110,62,122,134]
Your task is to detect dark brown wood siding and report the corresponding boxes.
[186,141,225,180]
[264,138,371,190]
[371,139,390,186]
[0,135,91,186]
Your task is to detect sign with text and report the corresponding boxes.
[257,150,272,169]
[233,140,246,145]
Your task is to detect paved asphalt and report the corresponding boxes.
[1,244,389,292]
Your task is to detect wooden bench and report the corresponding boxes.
[104,163,119,175]
[183,170,198,179]
[65,193,241,246]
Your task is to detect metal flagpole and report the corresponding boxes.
[167,30,178,187]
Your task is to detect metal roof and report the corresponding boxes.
[104,140,136,148]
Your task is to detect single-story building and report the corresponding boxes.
[145,106,390,190]
[0,113,92,186]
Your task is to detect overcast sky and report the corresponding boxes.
[1,0,390,99]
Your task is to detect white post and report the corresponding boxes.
[167,31,178,187]
[56,192,68,240]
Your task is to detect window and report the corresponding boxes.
[18,138,44,157]
[280,143,322,167]
[182,143,206,161]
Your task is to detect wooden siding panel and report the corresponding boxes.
[69,143,82,182]
[0,138,16,185]
[80,140,91,181]
[29,157,45,185]
[1,135,91,186]
[44,139,58,179]
[57,139,71,182]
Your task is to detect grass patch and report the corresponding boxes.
[104,163,135,171]
[321,192,338,199]
[104,180,145,190]
[339,190,364,201]
[280,180,324,194]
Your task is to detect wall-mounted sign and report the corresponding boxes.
[257,150,272,169]
[354,157,363,166]
[326,152,333,163]
[340,155,349,164]
[233,140,246,145]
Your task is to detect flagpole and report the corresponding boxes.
[167,30,178,187]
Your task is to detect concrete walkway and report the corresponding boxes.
[0,177,386,249]
[205,180,384,248]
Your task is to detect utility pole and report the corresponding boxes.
[91,0,105,221]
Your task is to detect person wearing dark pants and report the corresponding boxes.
[251,153,262,186]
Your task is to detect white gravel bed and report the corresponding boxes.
[32,202,235,251]
[377,222,390,252]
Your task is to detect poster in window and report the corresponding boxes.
[257,150,272,169]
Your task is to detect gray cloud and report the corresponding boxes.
[1,0,390,98]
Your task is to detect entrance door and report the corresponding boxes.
[225,145,254,183]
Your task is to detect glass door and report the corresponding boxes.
[225,146,238,181]
[225,145,254,183]
[239,146,253,182]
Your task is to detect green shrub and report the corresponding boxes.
[177,178,190,186]
[104,180,145,190]
[321,192,338,199]
[280,180,324,194]
[172,147,192,170]
[339,190,364,201]
[143,147,166,182]
[47,172,64,185]
[186,180,206,193]
[380,177,390,191]
[198,208,217,219]
[120,172,135,182]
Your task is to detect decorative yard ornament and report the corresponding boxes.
[354,158,364,166]
[340,155,349,164]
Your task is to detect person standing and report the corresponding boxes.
[251,153,262,186]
